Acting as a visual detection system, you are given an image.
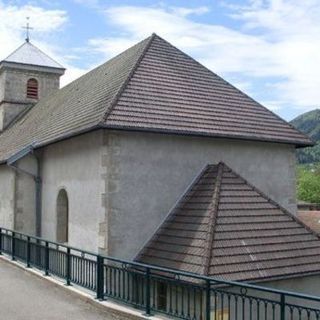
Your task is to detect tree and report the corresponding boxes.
[297,164,320,203]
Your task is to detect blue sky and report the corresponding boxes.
[1,0,320,121]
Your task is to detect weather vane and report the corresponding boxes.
[23,17,33,42]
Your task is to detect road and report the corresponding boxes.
[0,258,112,320]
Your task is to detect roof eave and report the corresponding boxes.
[0,60,65,75]
[101,124,314,148]
[0,122,312,165]
[296,140,316,148]
[0,124,103,165]
[240,270,320,285]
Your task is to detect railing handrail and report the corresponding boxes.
[1,226,320,303]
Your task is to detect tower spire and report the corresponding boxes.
[22,17,33,42]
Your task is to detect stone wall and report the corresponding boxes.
[14,155,37,234]
[0,67,60,102]
[0,166,15,229]
[262,274,320,297]
[0,70,5,101]
[104,130,297,260]
[40,130,105,252]
[0,67,61,130]
[225,274,320,318]
[0,156,37,234]
[0,129,298,258]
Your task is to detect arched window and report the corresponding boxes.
[26,78,38,99]
[56,189,69,243]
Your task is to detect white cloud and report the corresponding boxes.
[230,0,320,109]
[88,2,320,114]
[0,1,87,86]
[170,6,210,17]
[90,5,272,71]
[1,1,319,114]
[0,2,67,53]
[60,65,87,87]
[88,37,138,61]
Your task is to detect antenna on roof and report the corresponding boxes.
[22,17,33,43]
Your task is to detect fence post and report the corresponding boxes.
[96,255,104,300]
[11,231,15,260]
[0,228,2,255]
[66,247,71,286]
[280,293,286,320]
[44,241,49,276]
[206,280,211,320]
[144,267,151,316]
[26,236,31,268]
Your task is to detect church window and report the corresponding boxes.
[26,78,38,99]
[56,189,69,243]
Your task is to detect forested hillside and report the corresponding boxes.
[290,109,320,164]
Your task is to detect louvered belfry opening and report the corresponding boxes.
[26,78,38,99]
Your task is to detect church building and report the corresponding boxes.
[1,33,320,294]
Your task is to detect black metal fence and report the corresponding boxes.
[1,227,320,320]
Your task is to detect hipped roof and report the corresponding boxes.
[135,163,320,282]
[0,34,312,163]
[1,41,64,70]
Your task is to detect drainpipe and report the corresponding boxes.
[34,154,42,237]
[7,144,42,237]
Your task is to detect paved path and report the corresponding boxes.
[0,259,112,320]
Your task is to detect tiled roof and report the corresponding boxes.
[0,34,311,162]
[1,41,64,69]
[0,36,151,162]
[135,163,320,282]
[298,211,320,234]
[104,35,311,146]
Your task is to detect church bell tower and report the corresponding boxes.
[0,29,65,131]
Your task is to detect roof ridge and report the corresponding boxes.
[203,162,224,276]
[1,41,64,69]
[101,35,312,147]
[100,34,156,124]
[222,162,320,240]
[27,41,65,69]
[4,103,35,129]
[1,42,26,62]
[150,36,311,145]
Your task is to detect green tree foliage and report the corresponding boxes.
[297,164,320,203]
[290,109,320,164]
[295,143,320,164]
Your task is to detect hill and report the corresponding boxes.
[290,109,320,164]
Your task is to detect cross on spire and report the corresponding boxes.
[23,17,33,42]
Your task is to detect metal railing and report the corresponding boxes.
[0,227,320,320]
